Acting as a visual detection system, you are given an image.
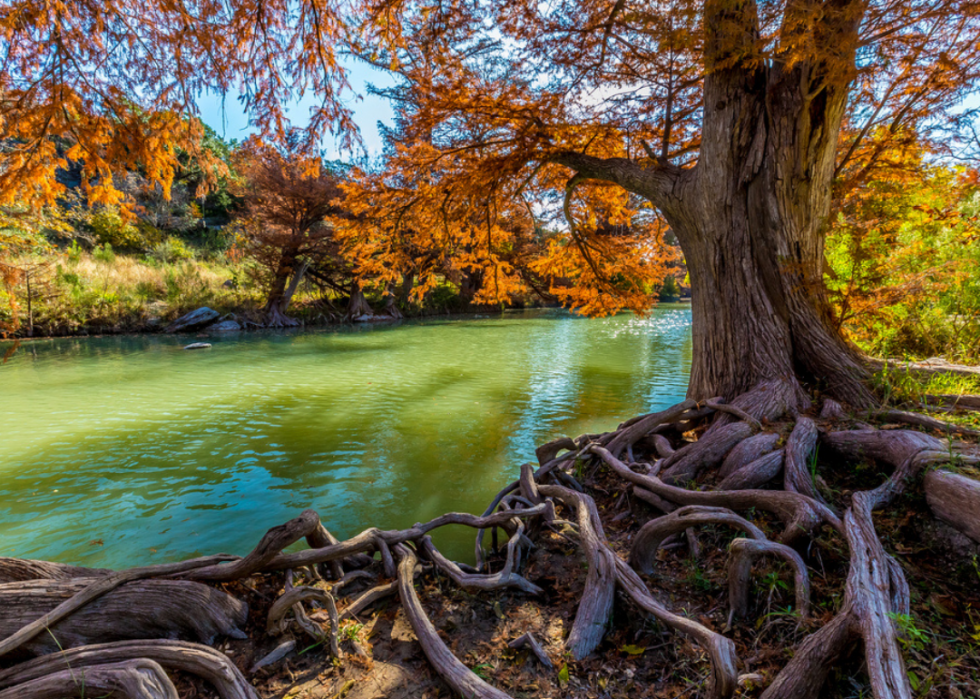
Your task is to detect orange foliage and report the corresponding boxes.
[1,0,979,315]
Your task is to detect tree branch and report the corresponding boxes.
[548,151,681,209]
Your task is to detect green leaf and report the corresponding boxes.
[558,665,569,685]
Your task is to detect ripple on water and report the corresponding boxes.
[0,308,691,566]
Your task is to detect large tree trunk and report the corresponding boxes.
[670,0,872,410]
[557,0,874,411]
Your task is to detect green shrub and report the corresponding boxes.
[87,208,143,250]
[93,243,116,265]
[66,240,83,265]
[149,237,193,265]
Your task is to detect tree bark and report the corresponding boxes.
[552,0,875,410]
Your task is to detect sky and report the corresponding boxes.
[196,58,398,162]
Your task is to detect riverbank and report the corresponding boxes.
[2,249,586,340]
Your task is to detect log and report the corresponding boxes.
[0,558,112,583]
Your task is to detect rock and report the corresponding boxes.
[209,320,242,332]
[183,342,212,350]
[165,307,220,333]
[354,314,398,323]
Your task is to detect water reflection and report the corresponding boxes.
[0,307,691,567]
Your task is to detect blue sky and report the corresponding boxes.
[196,59,397,161]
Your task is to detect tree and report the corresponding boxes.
[232,136,346,326]
[351,0,980,413]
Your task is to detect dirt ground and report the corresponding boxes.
[162,446,980,699]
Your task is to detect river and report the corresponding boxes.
[0,307,691,568]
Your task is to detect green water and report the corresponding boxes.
[0,307,691,568]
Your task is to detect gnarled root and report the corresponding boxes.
[629,506,766,575]
[536,484,617,660]
[590,444,841,543]
[0,577,247,657]
[717,450,783,490]
[614,558,738,699]
[394,544,514,699]
[0,640,257,699]
[719,432,780,478]
[727,538,810,619]
[660,421,755,485]
[1,388,974,699]
[924,469,980,543]
[0,659,178,699]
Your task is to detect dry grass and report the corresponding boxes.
[8,250,265,336]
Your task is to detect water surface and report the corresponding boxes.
[0,307,691,567]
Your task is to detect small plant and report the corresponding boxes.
[472,662,494,680]
[888,612,929,652]
[67,240,83,265]
[339,620,363,642]
[685,559,713,591]
[92,243,116,265]
[86,207,142,250]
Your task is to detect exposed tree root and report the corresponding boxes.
[1,387,977,699]
[923,469,980,543]
[0,658,179,699]
[719,432,780,478]
[717,449,783,490]
[727,538,810,620]
[630,505,766,575]
[508,633,553,670]
[0,641,257,699]
[394,544,513,699]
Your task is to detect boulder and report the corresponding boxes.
[183,343,212,350]
[209,320,242,332]
[165,307,220,333]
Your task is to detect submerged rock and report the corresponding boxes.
[209,320,242,332]
[165,307,220,333]
[183,342,212,350]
